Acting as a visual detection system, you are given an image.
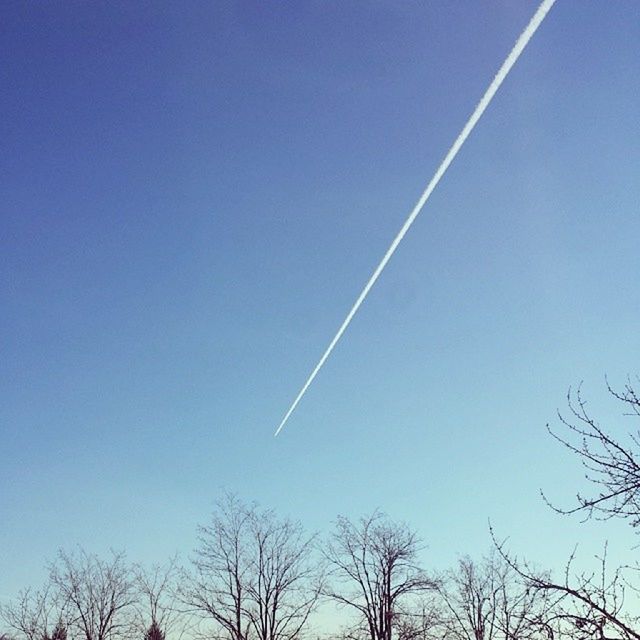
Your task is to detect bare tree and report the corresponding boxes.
[394,598,443,640]
[542,380,640,525]
[493,536,640,640]
[323,511,435,640]
[133,557,187,640]
[438,552,551,640]
[181,494,321,640]
[0,587,59,640]
[181,494,252,640]
[48,548,136,640]
[494,379,640,640]
[244,507,323,640]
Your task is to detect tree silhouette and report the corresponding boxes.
[324,511,435,640]
[49,548,135,640]
[49,621,67,640]
[181,493,322,640]
[543,380,640,525]
[496,379,640,640]
[143,621,165,640]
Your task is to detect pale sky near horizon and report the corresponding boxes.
[1,0,639,627]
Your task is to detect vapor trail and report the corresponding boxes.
[274,0,556,437]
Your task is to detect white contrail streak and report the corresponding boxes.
[274,0,556,437]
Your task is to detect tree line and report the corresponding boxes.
[2,380,640,640]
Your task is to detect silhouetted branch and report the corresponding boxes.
[541,381,640,527]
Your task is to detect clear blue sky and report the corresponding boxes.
[1,0,639,606]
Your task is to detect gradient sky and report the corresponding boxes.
[1,0,639,619]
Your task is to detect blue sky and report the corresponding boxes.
[1,0,639,611]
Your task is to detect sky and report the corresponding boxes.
[1,0,640,623]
